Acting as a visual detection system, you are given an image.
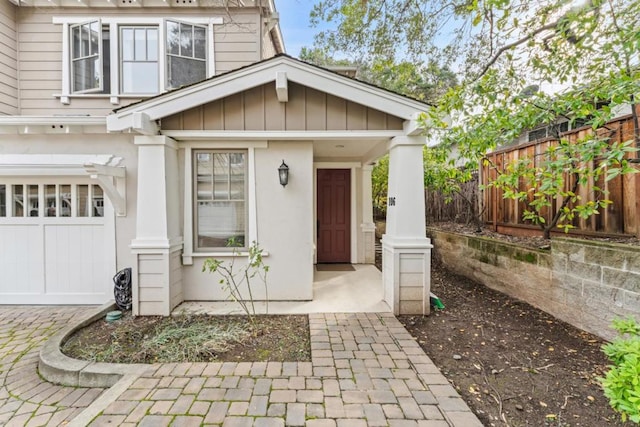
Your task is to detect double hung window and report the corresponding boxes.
[121,26,159,94]
[194,151,247,249]
[71,21,102,93]
[166,21,207,89]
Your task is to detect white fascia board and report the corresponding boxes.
[282,62,429,120]
[53,16,223,25]
[0,116,107,134]
[109,57,430,132]
[162,130,403,141]
[0,116,106,126]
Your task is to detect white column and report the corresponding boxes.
[360,164,376,264]
[381,136,433,315]
[130,135,183,316]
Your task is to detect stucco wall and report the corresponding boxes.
[429,228,640,340]
[181,141,314,301]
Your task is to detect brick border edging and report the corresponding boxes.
[38,302,153,388]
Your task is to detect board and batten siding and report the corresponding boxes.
[161,82,405,131]
[15,7,262,115]
[0,0,18,115]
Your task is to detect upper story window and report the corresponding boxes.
[166,21,207,89]
[71,21,101,93]
[55,17,221,104]
[121,26,159,94]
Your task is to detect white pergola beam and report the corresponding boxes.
[84,161,127,216]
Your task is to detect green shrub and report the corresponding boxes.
[600,317,640,424]
[202,241,269,325]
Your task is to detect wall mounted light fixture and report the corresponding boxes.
[278,160,289,187]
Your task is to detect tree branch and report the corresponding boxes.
[471,21,559,83]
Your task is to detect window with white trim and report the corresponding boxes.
[194,151,247,250]
[56,17,220,102]
[120,26,159,94]
[71,21,102,93]
[166,21,207,89]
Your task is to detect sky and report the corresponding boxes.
[273,0,576,96]
[275,0,323,57]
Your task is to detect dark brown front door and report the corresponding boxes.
[317,169,351,263]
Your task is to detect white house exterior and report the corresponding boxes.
[0,0,433,316]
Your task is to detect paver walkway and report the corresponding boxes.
[0,306,105,426]
[0,308,482,426]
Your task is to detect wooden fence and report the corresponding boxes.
[482,113,640,238]
[425,172,481,226]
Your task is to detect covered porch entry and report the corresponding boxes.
[107,54,432,316]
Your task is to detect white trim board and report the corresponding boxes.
[163,131,402,141]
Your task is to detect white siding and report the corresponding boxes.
[214,10,261,74]
[0,0,18,115]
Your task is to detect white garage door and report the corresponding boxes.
[0,181,115,304]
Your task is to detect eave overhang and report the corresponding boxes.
[107,55,430,134]
[0,116,107,135]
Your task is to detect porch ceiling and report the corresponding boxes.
[312,138,389,161]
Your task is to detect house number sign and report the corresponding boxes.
[388,196,396,206]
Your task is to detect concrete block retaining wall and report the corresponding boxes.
[428,228,640,341]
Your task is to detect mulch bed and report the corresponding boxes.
[62,314,311,364]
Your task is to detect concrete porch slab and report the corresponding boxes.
[175,265,390,315]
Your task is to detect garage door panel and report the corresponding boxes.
[0,181,115,305]
[0,225,45,295]
[44,224,108,296]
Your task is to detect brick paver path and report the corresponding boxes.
[0,308,481,426]
[92,313,480,426]
[0,306,105,426]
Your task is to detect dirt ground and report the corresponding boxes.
[63,314,311,363]
[399,260,629,427]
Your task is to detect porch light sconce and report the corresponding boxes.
[278,160,289,187]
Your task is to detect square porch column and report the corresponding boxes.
[382,136,433,315]
[130,135,183,316]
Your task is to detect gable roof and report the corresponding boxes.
[107,54,430,133]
